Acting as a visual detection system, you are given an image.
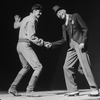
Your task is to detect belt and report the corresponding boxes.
[18,38,30,43]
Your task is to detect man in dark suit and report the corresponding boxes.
[45,5,99,96]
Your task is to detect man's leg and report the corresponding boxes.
[26,65,42,93]
[74,41,99,96]
[22,47,43,93]
[8,52,30,96]
[63,48,79,94]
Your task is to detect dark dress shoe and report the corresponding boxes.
[89,94,99,97]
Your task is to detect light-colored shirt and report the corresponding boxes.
[14,14,42,45]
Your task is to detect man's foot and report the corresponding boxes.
[8,88,21,96]
[65,91,79,96]
[25,90,34,96]
[88,89,99,96]
[26,91,40,97]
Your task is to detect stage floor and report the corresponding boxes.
[0,89,100,100]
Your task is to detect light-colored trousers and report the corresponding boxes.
[16,42,42,91]
[63,39,98,92]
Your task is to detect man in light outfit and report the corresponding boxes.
[45,5,99,96]
[8,4,48,96]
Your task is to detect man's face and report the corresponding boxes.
[57,9,66,19]
[34,10,42,18]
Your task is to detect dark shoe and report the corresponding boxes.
[88,90,99,97]
[8,88,21,96]
[65,91,79,96]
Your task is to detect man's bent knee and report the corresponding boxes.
[33,65,42,76]
[19,66,30,75]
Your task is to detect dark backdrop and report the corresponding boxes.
[1,0,100,91]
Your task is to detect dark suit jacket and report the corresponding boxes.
[52,13,88,48]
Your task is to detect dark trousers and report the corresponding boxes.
[63,39,98,92]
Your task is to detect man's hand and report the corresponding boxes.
[31,36,44,46]
[44,41,52,49]
[79,43,84,49]
[14,15,21,21]
[38,38,44,46]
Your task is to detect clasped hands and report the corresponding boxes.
[37,39,52,48]
[36,39,52,48]
[31,36,52,48]
[32,38,52,48]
